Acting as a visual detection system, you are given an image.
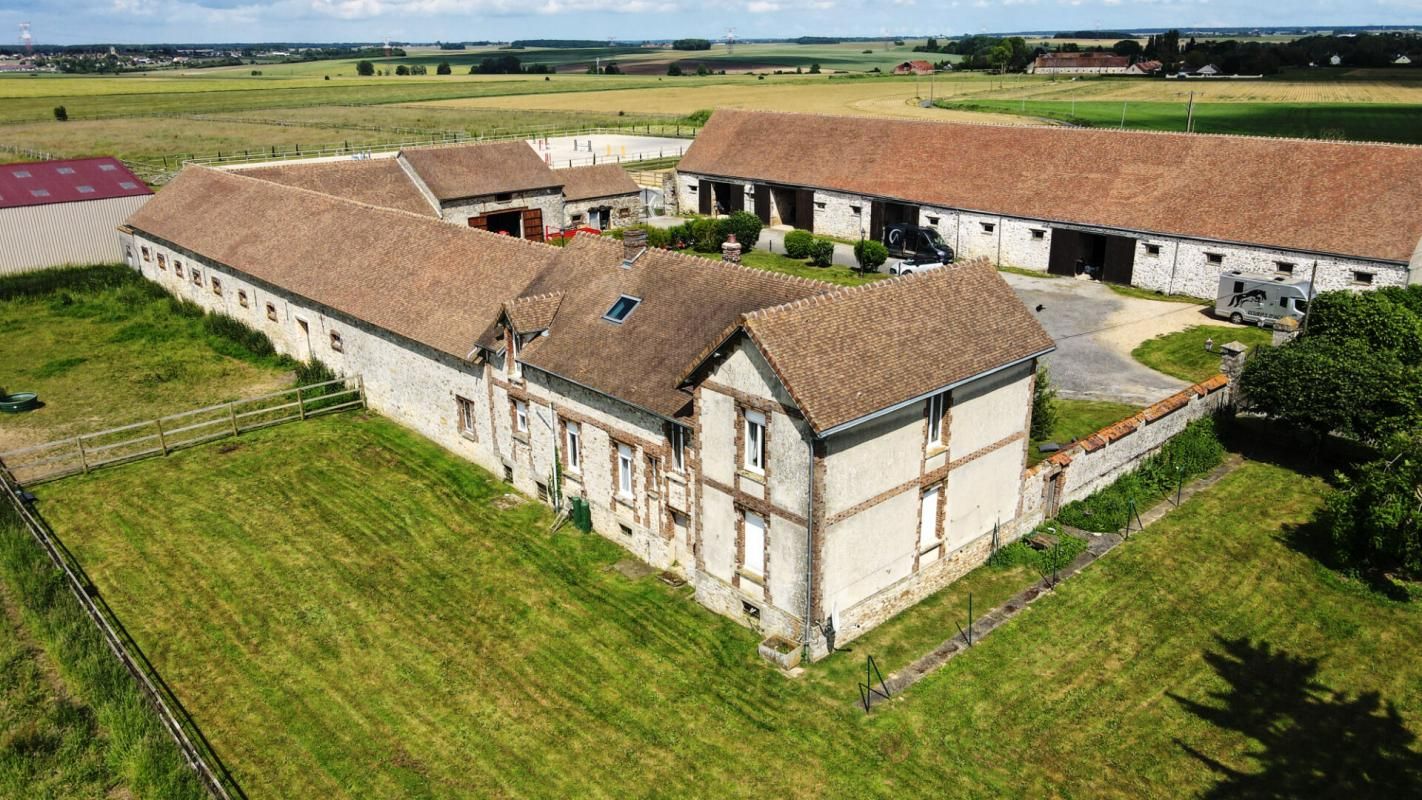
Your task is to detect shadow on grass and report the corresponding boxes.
[1171,636,1422,798]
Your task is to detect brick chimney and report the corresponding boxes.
[622,228,647,266]
[721,233,742,264]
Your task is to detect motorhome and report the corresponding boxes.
[1214,271,1312,325]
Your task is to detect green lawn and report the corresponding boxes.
[1134,324,1275,383]
[0,266,291,451]
[935,99,1422,145]
[684,246,885,287]
[25,409,1422,797]
[1107,282,1212,305]
[1029,397,1140,466]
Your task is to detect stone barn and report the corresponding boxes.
[118,165,1055,658]
[1,157,151,275]
[554,164,642,230]
[675,110,1422,298]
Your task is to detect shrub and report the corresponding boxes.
[689,217,724,252]
[1031,366,1058,441]
[1056,416,1225,532]
[723,211,762,250]
[1322,432,1422,579]
[395,64,410,76]
[807,238,835,267]
[987,525,1088,573]
[356,60,374,76]
[53,105,67,121]
[436,62,452,75]
[783,229,815,259]
[667,63,683,76]
[853,239,888,272]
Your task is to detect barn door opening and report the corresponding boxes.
[795,188,815,231]
[1047,229,1079,276]
[871,201,919,242]
[698,179,712,215]
[1048,228,1127,280]
[480,209,525,238]
[1101,235,1136,285]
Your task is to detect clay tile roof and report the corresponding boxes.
[236,158,436,217]
[512,235,829,419]
[1035,53,1130,68]
[399,140,561,202]
[505,291,563,334]
[0,156,150,209]
[554,164,640,202]
[678,109,1422,263]
[124,167,554,359]
[739,259,1055,434]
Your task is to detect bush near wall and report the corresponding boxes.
[1056,416,1226,533]
[807,238,836,267]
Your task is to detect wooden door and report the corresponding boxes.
[467,215,488,231]
[795,189,815,230]
[1047,229,1078,276]
[869,201,885,242]
[754,184,771,224]
[698,180,712,214]
[1102,235,1136,285]
[522,208,544,242]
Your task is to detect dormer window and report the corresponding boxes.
[603,295,641,324]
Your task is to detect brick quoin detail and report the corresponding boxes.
[702,477,808,527]
[701,379,803,420]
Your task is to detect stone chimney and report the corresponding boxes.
[721,233,742,264]
[1218,341,1249,382]
[622,227,647,266]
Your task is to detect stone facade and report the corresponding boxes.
[439,188,564,238]
[563,193,642,230]
[674,172,1415,298]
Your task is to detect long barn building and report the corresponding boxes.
[675,110,1422,298]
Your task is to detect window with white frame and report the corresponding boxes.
[514,399,528,433]
[926,392,947,446]
[566,421,581,472]
[670,425,687,473]
[744,409,766,474]
[456,396,477,439]
[508,331,522,377]
[742,510,766,578]
[617,443,634,498]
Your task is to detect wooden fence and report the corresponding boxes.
[0,462,246,799]
[0,377,365,486]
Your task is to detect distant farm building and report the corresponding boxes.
[1124,60,1163,75]
[893,60,935,75]
[1029,53,1130,74]
[0,157,151,275]
[231,142,643,239]
[1396,55,1413,65]
[675,110,1422,299]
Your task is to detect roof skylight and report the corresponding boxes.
[602,295,641,324]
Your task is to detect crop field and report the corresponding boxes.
[939,98,1422,143]
[20,402,1422,798]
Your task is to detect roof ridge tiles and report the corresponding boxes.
[744,257,988,319]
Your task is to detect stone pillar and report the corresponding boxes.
[722,234,742,264]
[1219,341,1249,382]
[1271,316,1300,347]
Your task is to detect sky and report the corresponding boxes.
[1,0,1419,46]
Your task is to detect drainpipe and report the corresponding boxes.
[1166,240,1182,296]
[995,215,1004,267]
[802,435,817,660]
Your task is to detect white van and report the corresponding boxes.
[1214,272,1311,325]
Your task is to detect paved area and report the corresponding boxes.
[1000,272,1218,405]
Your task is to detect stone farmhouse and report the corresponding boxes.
[235,141,643,240]
[676,110,1422,299]
[1029,53,1130,74]
[117,165,1054,658]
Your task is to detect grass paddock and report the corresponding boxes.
[27,410,1422,798]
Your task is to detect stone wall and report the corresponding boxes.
[563,193,643,230]
[440,189,564,237]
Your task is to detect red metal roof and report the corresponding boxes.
[0,157,151,210]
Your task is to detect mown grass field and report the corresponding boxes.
[0,266,290,451]
[28,408,1422,798]
[1133,324,1275,383]
[937,98,1422,143]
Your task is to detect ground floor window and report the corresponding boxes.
[617,443,633,498]
[743,510,766,578]
[456,396,477,439]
